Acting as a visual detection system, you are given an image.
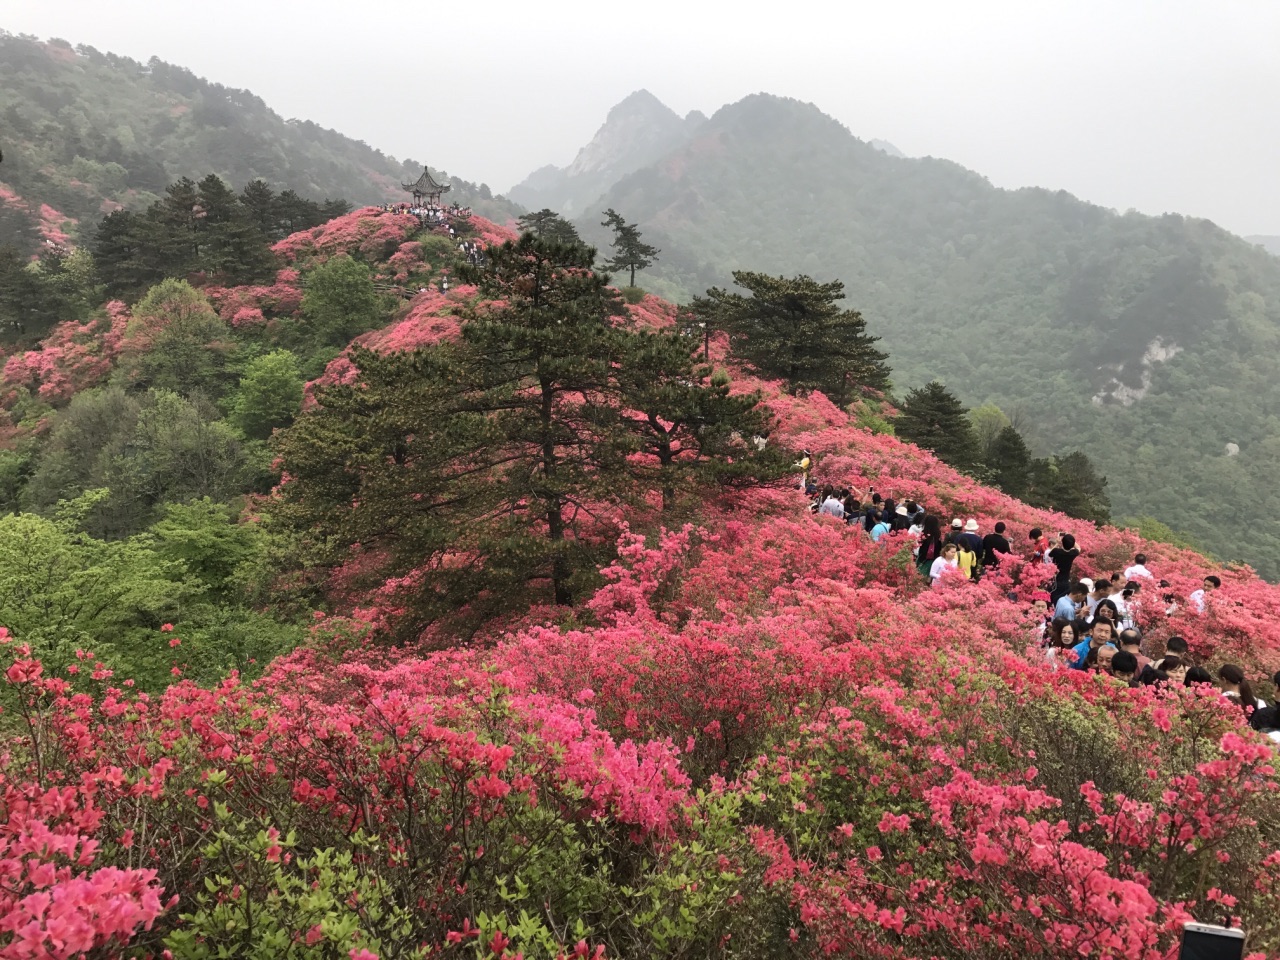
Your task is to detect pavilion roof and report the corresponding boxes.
[402,167,452,195]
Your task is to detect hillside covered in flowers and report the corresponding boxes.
[0,205,1277,960]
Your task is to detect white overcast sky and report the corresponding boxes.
[6,0,1278,236]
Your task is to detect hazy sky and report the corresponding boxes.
[6,0,1279,235]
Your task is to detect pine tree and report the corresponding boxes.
[270,344,501,625]
[197,174,274,284]
[691,271,890,402]
[274,189,324,234]
[154,177,202,277]
[600,208,659,288]
[93,209,164,299]
[614,329,792,511]
[240,179,278,236]
[274,235,788,632]
[456,234,631,607]
[1045,451,1111,523]
[895,380,981,473]
[987,424,1033,497]
[516,209,583,247]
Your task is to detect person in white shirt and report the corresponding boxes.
[1086,578,1110,617]
[929,543,959,584]
[1189,575,1221,614]
[819,491,845,520]
[1123,553,1153,581]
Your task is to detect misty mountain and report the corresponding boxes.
[0,32,518,251]
[869,139,906,158]
[550,92,1280,577]
[508,90,705,217]
[1249,236,1280,257]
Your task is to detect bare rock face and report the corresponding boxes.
[508,90,704,216]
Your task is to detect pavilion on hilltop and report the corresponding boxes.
[402,167,451,205]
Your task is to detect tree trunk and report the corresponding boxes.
[540,377,572,605]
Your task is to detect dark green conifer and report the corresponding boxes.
[691,271,890,402]
[895,380,980,473]
[600,209,660,288]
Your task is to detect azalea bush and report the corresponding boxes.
[0,207,1278,958]
[0,504,1276,957]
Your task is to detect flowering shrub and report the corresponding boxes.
[2,211,1280,958]
[270,208,422,264]
[1,306,129,405]
[0,186,73,249]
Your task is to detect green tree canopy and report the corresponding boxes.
[228,349,304,440]
[894,380,980,473]
[1041,451,1111,524]
[601,208,660,288]
[516,209,583,247]
[614,330,791,511]
[300,254,385,346]
[131,279,231,396]
[24,386,260,538]
[0,493,186,677]
[691,271,890,403]
[150,498,259,598]
[986,424,1033,498]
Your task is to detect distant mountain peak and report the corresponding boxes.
[870,139,906,159]
[508,90,705,215]
[604,89,676,121]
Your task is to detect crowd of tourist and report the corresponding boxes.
[379,202,473,226]
[458,239,485,266]
[799,450,1280,742]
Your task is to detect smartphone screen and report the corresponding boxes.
[1181,925,1244,960]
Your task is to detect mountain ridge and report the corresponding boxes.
[0,31,519,251]
[551,91,1280,577]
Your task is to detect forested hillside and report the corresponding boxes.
[0,32,518,253]
[0,197,1277,958]
[566,93,1280,577]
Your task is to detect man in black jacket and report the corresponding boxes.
[981,521,1011,570]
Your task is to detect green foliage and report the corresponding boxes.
[228,349,304,440]
[1040,451,1112,524]
[601,208,660,288]
[516,208,584,247]
[175,606,303,684]
[895,380,981,473]
[986,424,1033,498]
[300,254,385,346]
[24,386,262,539]
[849,397,895,436]
[0,245,100,340]
[0,493,186,676]
[165,820,416,960]
[969,403,1012,464]
[131,279,232,395]
[150,498,258,597]
[1121,515,1208,555]
[620,285,647,304]
[691,271,891,404]
[93,176,285,299]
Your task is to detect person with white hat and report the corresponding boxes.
[957,519,983,557]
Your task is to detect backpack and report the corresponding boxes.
[957,546,977,579]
